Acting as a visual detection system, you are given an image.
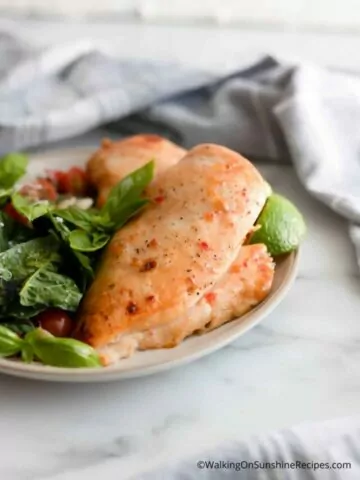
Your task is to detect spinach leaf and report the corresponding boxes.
[102,160,154,229]
[2,302,43,320]
[0,188,13,207]
[19,266,82,311]
[0,211,34,252]
[12,192,51,222]
[0,236,60,285]
[0,268,11,281]
[0,321,35,335]
[0,153,28,188]
[0,236,60,310]
[68,229,110,252]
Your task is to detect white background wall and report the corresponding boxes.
[1,0,360,32]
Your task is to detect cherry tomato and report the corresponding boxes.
[58,168,88,196]
[3,202,29,225]
[36,309,74,337]
[45,169,65,187]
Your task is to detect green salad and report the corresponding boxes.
[0,152,154,368]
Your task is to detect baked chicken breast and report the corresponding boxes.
[76,143,273,363]
[87,134,186,206]
[99,244,274,362]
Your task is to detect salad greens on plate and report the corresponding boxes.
[0,152,154,368]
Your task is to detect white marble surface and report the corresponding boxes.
[1,20,360,480]
[0,136,359,479]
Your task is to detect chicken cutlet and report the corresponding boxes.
[99,244,274,362]
[76,144,271,363]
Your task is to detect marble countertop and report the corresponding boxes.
[0,133,359,480]
[0,20,360,480]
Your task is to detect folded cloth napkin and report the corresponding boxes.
[1,31,360,264]
[134,416,360,479]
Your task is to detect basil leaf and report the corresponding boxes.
[21,343,34,363]
[49,213,72,242]
[72,251,94,277]
[68,229,110,252]
[53,206,113,232]
[20,266,82,311]
[25,328,102,368]
[0,325,24,357]
[0,153,28,188]
[12,192,51,222]
[111,198,149,230]
[102,160,154,228]
[49,215,94,291]
[50,214,94,278]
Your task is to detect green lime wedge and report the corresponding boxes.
[250,194,306,256]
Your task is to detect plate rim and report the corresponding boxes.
[0,147,300,382]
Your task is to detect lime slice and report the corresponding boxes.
[250,193,306,256]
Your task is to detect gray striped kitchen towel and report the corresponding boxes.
[2,30,360,264]
[134,417,360,479]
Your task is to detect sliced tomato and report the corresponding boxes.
[4,202,29,225]
[59,168,88,196]
[20,178,58,201]
[45,169,65,186]
[46,167,89,196]
[37,178,58,200]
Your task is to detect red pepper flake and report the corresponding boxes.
[148,238,158,248]
[146,295,155,303]
[131,257,141,267]
[126,302,138,314]
[154,195,165,204]
[140,259,157,272]
[241,188,247,197]
[205,292,216,305]
[243,260,248,268]
[198,241,209,251]
[230,264,241,273]
[203,211,214,222]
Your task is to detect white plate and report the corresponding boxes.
[0,148,300,382]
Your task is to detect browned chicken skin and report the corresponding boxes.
[77,141,274,364]
[100,244,274,363]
